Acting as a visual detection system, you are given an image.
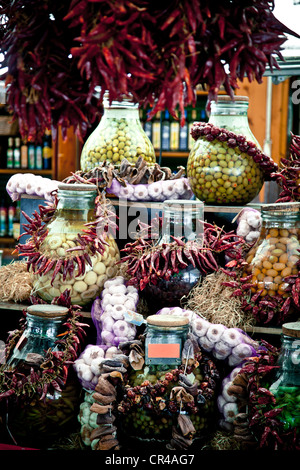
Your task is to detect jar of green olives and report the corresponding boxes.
[269,322,300,431]
[80,92,156,171]
[187,95,264,205]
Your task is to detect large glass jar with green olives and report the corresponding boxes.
[187,95,264,205]
[32,183,120,307]
[80,92,156,171]
[269,322,300,431]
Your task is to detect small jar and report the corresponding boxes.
[187,95,264,205]
[269,322,300,430]
[33,183,120,306]
[80,92,156,171]
[145,314,189,366]
[7,304,68,369]
[244,203,300,302]
[142,200,203,310]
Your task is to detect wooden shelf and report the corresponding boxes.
[0,169,52,175]
[0,301,283,335]
[155,151,189,158]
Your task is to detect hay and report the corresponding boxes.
[0,261,33,302]
[184,270,255,329]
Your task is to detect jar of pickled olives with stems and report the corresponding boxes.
[244,203,300,314]
[80,91,156,171]
[187,95,264,205]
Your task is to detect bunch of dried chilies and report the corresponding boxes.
[120,218,246,291]
[228,341,300,450]
[0,1,298,141]
[0,293,88,403]
[15,191,117,287]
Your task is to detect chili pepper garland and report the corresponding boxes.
[0,292,89,403]
[273,133,300,203]
[229,341,300,450]
[15,192,118,285]
[120,219,247,291]
[0,1,298,141]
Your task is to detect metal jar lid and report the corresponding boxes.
[57,183,97,192]
[27,304,69,318]
[147,314,189,327]
[282,321,300,338]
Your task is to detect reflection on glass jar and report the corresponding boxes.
[80,92,156,171]
[244,203,300,301]
[187,95,264,205]
[32,184,120,306]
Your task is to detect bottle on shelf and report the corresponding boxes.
[7,204,15,237]
[21,140,28,169]
[152,111,161,150]
[6,137,14,169]
[42,130,52,170]
[161,110,170,151]
[179,110,188,151]
[13,137,21,169]
[35,142,43,170]
[28,143,36,169]
[12,201,20,240]
[170,113,180,151]
[0,200,7,237]
[188,109,197,150]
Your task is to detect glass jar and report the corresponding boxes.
[3,304,81,448]
[32,183,120,306]
[145,314,189,366]
[269,322,300,430]
[80,92,156,171]
[244,203,300,304]
[142,200,203,311]
[187,95,264,205]
[6,304,68,369]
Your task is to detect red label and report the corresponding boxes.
[148,343,180,358]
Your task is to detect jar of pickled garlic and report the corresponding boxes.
[244,202,300,303]
[32,183,120,306]
[80,92,156,171]
[187,96,264,205]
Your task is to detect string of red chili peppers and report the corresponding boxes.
[0,292,89,403]
[233,341,300,450]
[15,192,118,286]
[273,133,300,203]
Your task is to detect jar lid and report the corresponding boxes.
[27,304,69,318]
[212,95,249,103]
[147,314,189,327]
[57,183,97,192]
[261,202,300,214]
[282,321,300,338]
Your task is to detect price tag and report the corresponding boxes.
[148,343,180,359]
[124,310,146,326]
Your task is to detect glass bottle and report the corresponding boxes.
[32,183,120,306]
[187,95,264,205]
[142,200,204,311]
[269,321,300,430]
[3,304,81,448]
[244,202,300,316]
[80,92,156,171]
